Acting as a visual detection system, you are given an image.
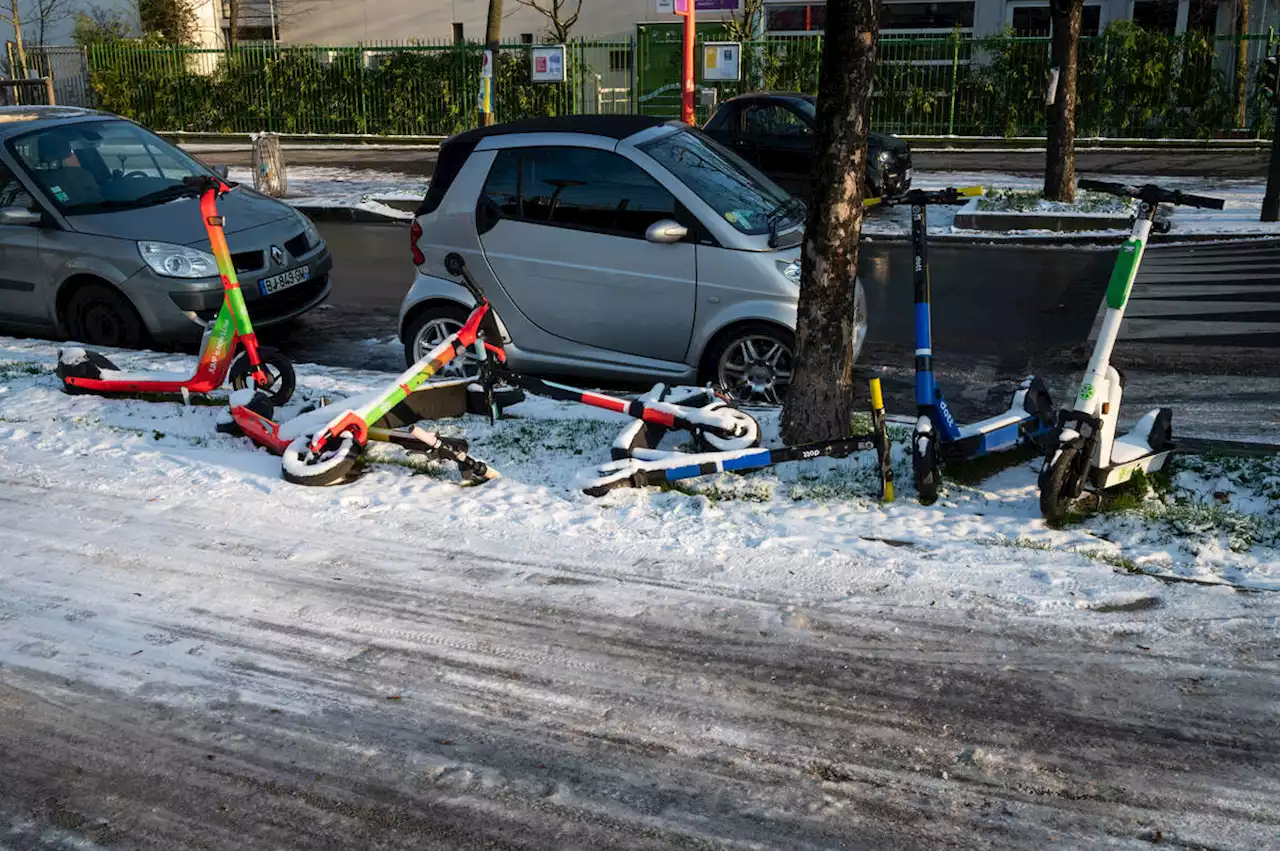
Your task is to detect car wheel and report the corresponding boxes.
[66,284,146,349]
[403,304,480,376]
[706,323,795,407]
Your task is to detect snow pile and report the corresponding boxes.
[226,165,426,220]
[976,187,1133,214]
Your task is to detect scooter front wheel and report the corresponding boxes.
[230,346,296,406]
[913,430,939,506]
[1040,444,1086,522]
[282,433,362,486]
[697,407,762,452]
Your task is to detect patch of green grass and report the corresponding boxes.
[787,464,882,502]
[479,418,619,461]
[669,477,774,503]
[0,361,50,380]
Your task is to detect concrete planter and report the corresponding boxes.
[952,197,1132,232]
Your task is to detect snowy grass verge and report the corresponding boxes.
[1,336,1277,618]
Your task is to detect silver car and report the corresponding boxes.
[0,106,331,348]
[399,115,867,404]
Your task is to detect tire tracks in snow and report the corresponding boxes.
[1,481,1279,849]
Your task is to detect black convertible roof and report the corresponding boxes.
[447,114,670,146]
[419,115,675,216]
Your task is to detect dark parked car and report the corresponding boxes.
[704,93,912,200]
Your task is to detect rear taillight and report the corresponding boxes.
[409,220,424,266]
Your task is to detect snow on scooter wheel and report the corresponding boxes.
[1040,444,1087,522]
[282,432,362,486]
[696,406,762,452]
[913,429,939,506]
[230,346,296,407]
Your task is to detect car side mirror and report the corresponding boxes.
[0,207,41,226]
[211,165,230,179]
[645,219,688,244]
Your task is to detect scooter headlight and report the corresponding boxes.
[776,258,802,285]
[138,241,218,279]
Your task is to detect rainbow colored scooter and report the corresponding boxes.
[57,176,295,405]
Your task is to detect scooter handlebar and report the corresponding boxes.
[1077,178,1225,210]
[182,175,233,195]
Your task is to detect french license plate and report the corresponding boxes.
[260,266,309,295]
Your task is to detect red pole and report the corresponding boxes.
[681,0,696,124]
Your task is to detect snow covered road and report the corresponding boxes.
[4,478,1279,850]
[1,337,1279,849]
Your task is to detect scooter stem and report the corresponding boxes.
[1074,210,1154,416]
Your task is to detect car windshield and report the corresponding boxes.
[7,119,213,213]
[638,127,799,237]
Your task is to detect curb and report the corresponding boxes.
[864,232,1280,247]
[293,205,410,224]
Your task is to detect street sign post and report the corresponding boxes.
[675,0,695,124]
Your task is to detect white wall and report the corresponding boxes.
[278,0,736,45]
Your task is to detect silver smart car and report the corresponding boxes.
[399,115,867,404]
[0,106,331,348]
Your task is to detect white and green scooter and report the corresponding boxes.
[1039,179,1224,521]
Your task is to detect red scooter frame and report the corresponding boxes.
[57,176,295,404]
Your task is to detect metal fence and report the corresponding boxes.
[22,29,1280,139]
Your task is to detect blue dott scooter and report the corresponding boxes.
[871,187,1056,504]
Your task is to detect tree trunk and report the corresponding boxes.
[10,0,28,80]
[482,0,503,126]
[779,0,878,444]
[228,0,239,48]
[1235,0,1250,129]
[1044,0,1082,203]
[1263,103,1280,221]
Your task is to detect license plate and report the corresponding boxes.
[260,266,309,295]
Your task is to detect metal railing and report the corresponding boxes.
[24,29,1279,139]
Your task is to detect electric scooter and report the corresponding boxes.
[56,176,295,405]
[249,253,760,486]
[869,186,1056,505]
[583,377,895,500]
[1039,178,1224,521]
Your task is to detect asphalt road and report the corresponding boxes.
[192,145,1272,179]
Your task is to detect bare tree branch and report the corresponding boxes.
[513,0,582,42]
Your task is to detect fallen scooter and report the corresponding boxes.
[868,186,1055,504]
[56,176,295,405]
[583,378,895,501]
[1039,178,1225,521]
[231,253,760,486]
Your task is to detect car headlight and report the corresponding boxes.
[877,149,892,162]
[137,241,218,279]
[776,258,802,284]
[296,211,321,249]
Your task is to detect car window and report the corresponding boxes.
[482,146,678,240]
[0,163,37,210]
[6,119,211,213]
[744,105,811,137]
[638,128,797,237]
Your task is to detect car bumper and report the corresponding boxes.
[149,247,334,341]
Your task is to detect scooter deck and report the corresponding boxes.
[1092,447,1174,489]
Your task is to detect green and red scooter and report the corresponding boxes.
[56,175,295,405]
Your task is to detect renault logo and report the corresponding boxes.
[270,245,284,266]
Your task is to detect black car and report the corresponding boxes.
[704,92,912,200]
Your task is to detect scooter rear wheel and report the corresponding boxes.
[1040,445,1086,522]
[913,430,939,506]
[282,433,362,486]
[230,346,296,407]
[697,407,762,452]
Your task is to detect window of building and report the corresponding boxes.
[1132,0,1179,35]
[452,22,465,44]
[765,4,826,33]
[609,49,633,71]
[482,147,679,240]
[520,33,534,44]
[1009,3,1102,36]
[881,1,975,31]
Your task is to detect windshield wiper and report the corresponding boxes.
[63,180,230,214]
[766,196,806,248]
